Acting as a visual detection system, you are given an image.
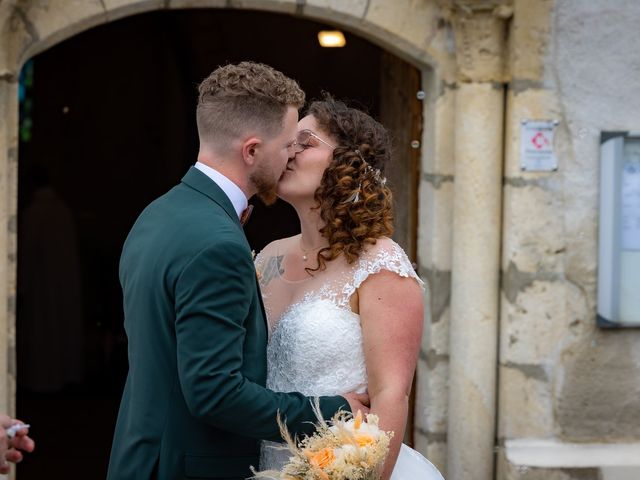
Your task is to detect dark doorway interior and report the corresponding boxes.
[16,8,421,479]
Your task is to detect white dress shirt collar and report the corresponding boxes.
[194,162,248,219]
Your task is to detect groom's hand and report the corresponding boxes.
[343,391,370,415]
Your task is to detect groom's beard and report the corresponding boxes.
[250,165,278,206]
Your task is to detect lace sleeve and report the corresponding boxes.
[254,249,265,277]
[340,238,424,306]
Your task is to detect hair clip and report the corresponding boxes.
[353,148,388,187]
[343,183,361,203]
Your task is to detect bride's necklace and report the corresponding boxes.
[299,239,323,262]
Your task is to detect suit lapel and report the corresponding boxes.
[181,166,269,332]
[181,166,242,229]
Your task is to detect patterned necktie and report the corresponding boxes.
[240,204,254,226]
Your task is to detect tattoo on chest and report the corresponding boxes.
[260,255,284,286]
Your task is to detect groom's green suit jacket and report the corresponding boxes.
[107,167,349,480]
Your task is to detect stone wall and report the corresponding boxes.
[1,1,639,479]
[0,1,455,479]
[498,0,640,478]
[415,68,456,472]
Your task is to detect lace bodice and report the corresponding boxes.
[255,237,424,396]
[255,236,422,397]
[255,236,424,469]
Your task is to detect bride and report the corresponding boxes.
[255,97,444,480]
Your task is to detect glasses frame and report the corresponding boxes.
[292,129,335,153]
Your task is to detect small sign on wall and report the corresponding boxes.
[520,120,559,172]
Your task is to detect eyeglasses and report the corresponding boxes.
[291,129,335,154]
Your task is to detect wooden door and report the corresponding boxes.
[379,52,423,262]
[379,52,423,445]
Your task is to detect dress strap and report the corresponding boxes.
[338,238,425,308]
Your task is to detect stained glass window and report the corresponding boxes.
[19,60,34,143]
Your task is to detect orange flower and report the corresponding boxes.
[354,433,375,447]
[307,447,335,469]
[354,410,363,430]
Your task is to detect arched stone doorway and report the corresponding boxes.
[0,2,450,478]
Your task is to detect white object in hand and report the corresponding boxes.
[6,424,30,439]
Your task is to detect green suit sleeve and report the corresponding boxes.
[174,240,350,441]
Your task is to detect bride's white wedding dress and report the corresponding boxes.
[255,236,444,479]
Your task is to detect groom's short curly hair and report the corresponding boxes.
[197,62,305,151]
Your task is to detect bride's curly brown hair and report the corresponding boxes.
[307,96,394,272]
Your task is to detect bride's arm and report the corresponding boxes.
[358,269,424,480]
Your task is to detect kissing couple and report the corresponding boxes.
[107,62,443,480]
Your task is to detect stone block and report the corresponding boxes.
[552,0,640,130]
[0,83,18,149]
[497,451,601,480]
[416,355,448,432]
[448,5,510,83]
[0,83,17,416]
[601,467,640,480]
[419,180,453,270]
[556,330,640,440]
[0,3,38,73]
[498,363,554,439]
[500,281,567,365]
[509,0,553,84]
[424,85,455,175]
[365,0,440,55]
[9,0,106,62]
[183,0,295,14]
[104,0,167,19]
[502,183,565,275]
[304,0,368,19]
[424,303,450,353]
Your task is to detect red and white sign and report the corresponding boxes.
[520,120,558,171]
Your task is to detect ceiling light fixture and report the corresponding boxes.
[318,30,346,48]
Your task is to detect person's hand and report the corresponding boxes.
[343,391,370,415]
[0,415,35,474]
[0,415,11,472]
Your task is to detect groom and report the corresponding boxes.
[107,62,368,480]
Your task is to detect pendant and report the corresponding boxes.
[302,254,308,262]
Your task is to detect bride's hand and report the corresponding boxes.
[343,391,370,415]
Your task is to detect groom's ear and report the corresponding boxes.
[241,137,262,166]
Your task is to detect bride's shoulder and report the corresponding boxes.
[361,236,407,259]
[356,236,424,288]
